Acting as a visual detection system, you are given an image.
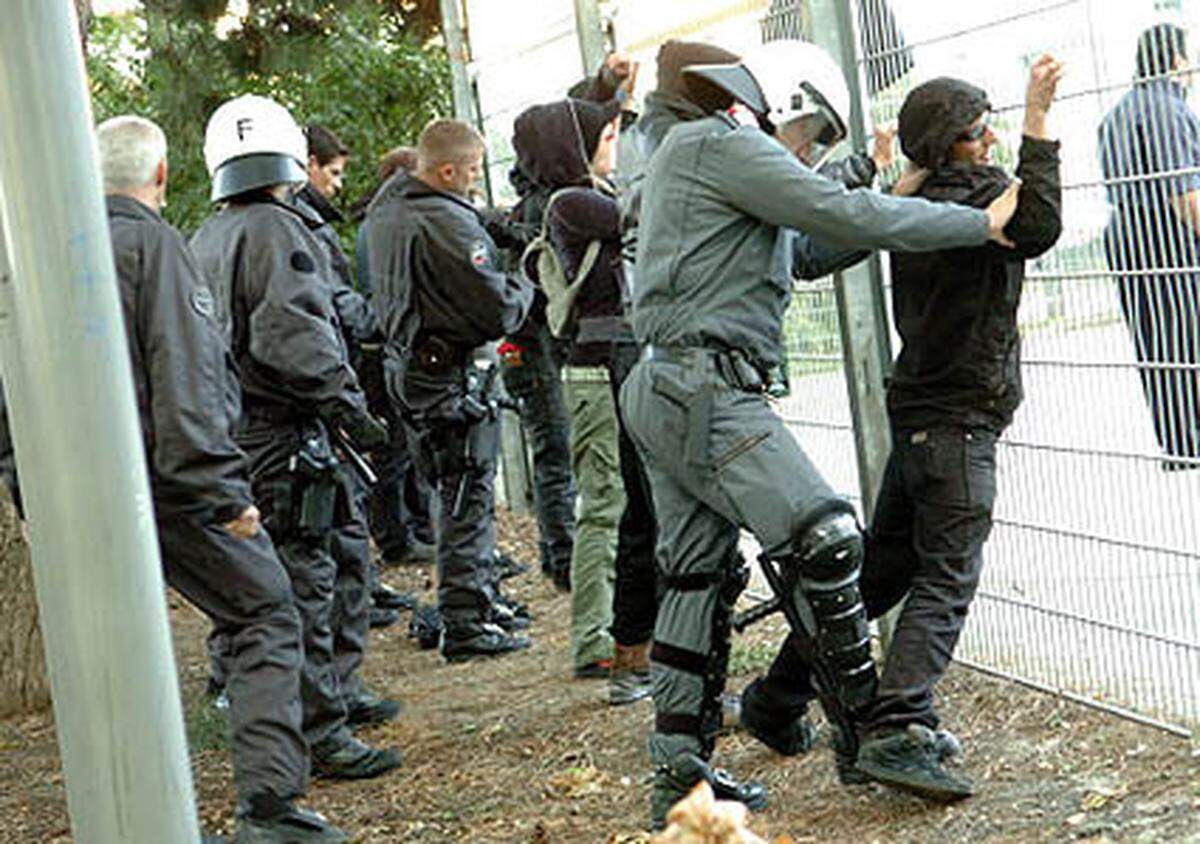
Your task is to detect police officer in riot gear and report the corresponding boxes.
[620,40,1022,825]
[364,119,534,661]
[96,114,345,843]
[190,95,401,783]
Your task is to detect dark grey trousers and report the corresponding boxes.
[406,415,501,632]
[621,354,845,765]
[500,335,576,579]
[858,425,997,733]
[330,472,372,700]
[158,514,308,803]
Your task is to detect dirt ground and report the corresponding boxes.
[1,509,1198,843]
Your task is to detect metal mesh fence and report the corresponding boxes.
[832,0,1200,733]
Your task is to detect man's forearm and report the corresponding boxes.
[1023,109,1049,140]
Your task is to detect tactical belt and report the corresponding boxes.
[243,401,304,427]
[561,365,610,384]
[574,314,630,346]
[640,345,769,394]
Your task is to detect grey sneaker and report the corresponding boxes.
[650,753,768,830]
[608,667,652,705]
[856,723,973,802]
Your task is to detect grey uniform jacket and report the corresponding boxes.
[633,113,993,369]
[190,197,370,425]
[364,172,533,415]
[107,195,252,524]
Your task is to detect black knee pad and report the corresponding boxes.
[784,512,876,713]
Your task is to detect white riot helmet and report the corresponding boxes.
[684,40,850,166]
[203,94,308,202]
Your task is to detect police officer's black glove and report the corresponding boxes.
[333,409,389,453]
[818,153,877,191]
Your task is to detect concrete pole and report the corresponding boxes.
[0,3,199,842]
[439,0,478,125]
[573,0,608,77]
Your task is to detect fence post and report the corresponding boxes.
[0,2,199,840]
[573,0,608,77]
[806,0,897,640]
[439,0,477,124]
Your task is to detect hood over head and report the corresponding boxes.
[898,77,991,170]
[512,98,620,189]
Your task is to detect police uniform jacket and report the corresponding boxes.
[190,197,370,427]
[295,184,381,347]
[364,171,533,415]
[107,195,252,524]
[633,112,994,371]
[887,136,1062,431]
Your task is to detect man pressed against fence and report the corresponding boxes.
[855,55,1064,800]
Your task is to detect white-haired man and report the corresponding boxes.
[97,114,346,842]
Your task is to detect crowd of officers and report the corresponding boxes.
[54,20,1200,842]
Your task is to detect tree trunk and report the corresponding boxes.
[0,492,49,717]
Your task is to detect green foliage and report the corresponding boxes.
[86,2,451,238]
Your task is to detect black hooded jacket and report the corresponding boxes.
[886,136,1062,431]
[513,99,627,367]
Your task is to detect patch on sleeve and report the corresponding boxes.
[191,288,215,318]
[290,251,316,273]
[470,240,490,268]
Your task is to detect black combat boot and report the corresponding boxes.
[345,689,402,727]
[739,677,817,756]
[441,622,529,662]
[231,794,347,843]
[311,733,402,781]
[649,753,767,830]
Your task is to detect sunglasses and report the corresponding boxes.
[956,121,990,143]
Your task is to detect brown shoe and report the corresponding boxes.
[609,641,652,705]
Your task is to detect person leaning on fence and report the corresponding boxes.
[853,56,1064,801]
[95,114,348,843]
[364,119,536,662]
[189,95,402,786]
[619,38,1022,827]
[1098,24,1200,469]
[512,96,627,681]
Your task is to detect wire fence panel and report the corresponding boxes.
[841,0,1200,732]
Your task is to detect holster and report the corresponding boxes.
[275,422,343,539]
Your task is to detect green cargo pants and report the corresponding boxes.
[563,367,624,670]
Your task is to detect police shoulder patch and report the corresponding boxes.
[191,287,215,318]
[291,251,316,273]
[470,240,490,268]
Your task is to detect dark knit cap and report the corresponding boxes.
[898,77,991,169]
[655,39,741,96]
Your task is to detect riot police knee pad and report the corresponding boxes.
[783,511,876,713]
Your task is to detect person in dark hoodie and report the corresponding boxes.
[854,56,1064,800]
[364,119,535,661]
[496,56,637,593]
[512,96,626,679]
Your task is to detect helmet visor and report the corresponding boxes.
[799,81,847,167]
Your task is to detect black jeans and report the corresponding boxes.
[500,333,576,578]
[858,425,998,732]
[609,341,659,647]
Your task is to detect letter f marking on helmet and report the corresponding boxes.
[236,118,253,141]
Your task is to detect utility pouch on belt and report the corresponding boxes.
[289,423,341,538]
